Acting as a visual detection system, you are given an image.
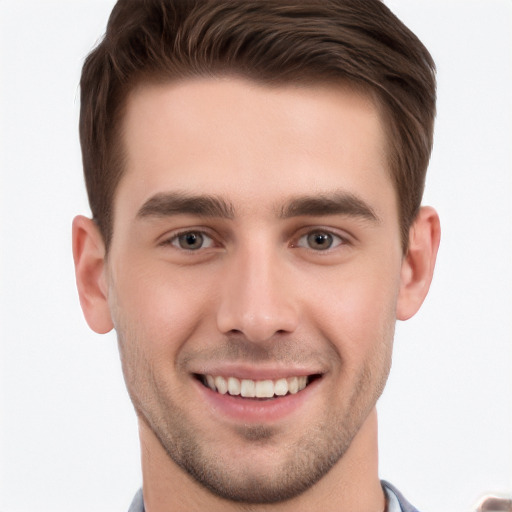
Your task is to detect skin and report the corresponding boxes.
[73,77,440,511]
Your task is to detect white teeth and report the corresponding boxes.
[203,374,312,398]
[241,379,256,397]
[255,380,274,398]
[214,376,228,394]
[206,375,216,390]
[287,376,299,394]
[227,377,241,396]
[274,378,288,396]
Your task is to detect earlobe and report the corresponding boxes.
[72,215,114,334]
[396,206,441,321]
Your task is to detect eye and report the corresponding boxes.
[169,231,215,250]
[297,230,344,251]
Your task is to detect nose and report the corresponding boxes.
[216,244,299,344]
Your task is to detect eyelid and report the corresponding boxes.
[157,225,353,251]
[158,227,219,249]
[291,226,353,250]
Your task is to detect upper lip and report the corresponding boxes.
[190,364,324,381]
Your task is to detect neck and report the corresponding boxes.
[139,408,384,512]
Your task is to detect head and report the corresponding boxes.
[79,0,436,253]
[73,1,440,508]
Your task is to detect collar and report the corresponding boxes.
[128,481,420,512]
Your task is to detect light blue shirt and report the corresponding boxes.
[386,486,402,512]
[128,480,419,511]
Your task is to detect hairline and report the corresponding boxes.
[103,72,407,252]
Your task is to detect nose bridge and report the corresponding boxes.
[216,238,299,342]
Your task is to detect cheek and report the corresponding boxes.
[109,258,218,356]
[306,256,401,361]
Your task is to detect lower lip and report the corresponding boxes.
[194,377,321,423]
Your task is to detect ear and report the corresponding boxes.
[396,206,441,321]
[72,215,114,334]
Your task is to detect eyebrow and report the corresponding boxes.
[278,192,379,222]
[136,190,378,223]
[137,192,235,219]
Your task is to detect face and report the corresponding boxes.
[106,78,404,503]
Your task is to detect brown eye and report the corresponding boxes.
[171,231,213,250]
[307,232,333,250]
[297,231,343,251]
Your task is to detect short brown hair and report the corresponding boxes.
[79,0,436,251]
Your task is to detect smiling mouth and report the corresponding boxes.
[197,374,321,399]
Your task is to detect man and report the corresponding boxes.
[72,0,440,510]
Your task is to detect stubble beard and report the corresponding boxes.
[109,283,395,506]
[118,337,392,506]
[135,403,360,504]
[137,400,354,504]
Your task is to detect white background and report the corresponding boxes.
[1,1,511,511]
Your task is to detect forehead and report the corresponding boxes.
[116,77,393,218]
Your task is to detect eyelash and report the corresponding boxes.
[293,230,348,252]
[160,227,351,253]
[160,229,218,251]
